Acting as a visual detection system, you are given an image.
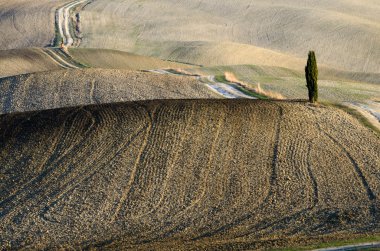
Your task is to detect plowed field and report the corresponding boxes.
[1,100,379,250]
[0,69,218,115]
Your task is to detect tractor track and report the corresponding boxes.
[44,0,91,70]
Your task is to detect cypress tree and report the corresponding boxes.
[305,51,318,103]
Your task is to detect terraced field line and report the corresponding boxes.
[221,104,285,240]
[306,143,319,206]
[89,79,97,103]
[0,108,82,217]
[39,109,151,223]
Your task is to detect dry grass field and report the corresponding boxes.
[188,65,380,103]
[0,48,62,78]
[175,65,380,132]
[0,69,217,115]
[0,0,65,49]
[0,48,190,78]
[0,100,379,250]
[68,48,190,70]
[79,0,380,73]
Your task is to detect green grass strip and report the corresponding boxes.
[322,102,380,136]
[53,13,63,47]
[274,234,380,251]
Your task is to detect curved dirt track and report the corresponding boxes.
[0,100,379,250]
[148,69,255,99]
[57,0,89,47]
[0,0,88,76]
[0,48,190,78]
[0,48,63,78]
[0,69,219,115]
[40,48,82,69]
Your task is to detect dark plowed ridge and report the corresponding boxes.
[0,69,219,115]
[0,100,379,250]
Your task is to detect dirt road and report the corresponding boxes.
[57,0,89,47]
[44,0,91,69]
[148,69,255,99]
[39,48,80,69]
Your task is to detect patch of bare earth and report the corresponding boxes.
[0,69,219,115]
[0,100,379,249]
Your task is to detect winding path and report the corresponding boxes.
[206,75,254,99]
[40,48,80,69]
[45,0,90,69]
[57,0,89,47]
[148,69,256,99]
[50,1,257,99]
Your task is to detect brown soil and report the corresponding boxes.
[0,69,218,115]
[0,99,379,250]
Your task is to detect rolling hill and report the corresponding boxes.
[0,0,63,49]
[78,0,380,73]
[0,0,379,249]
[1,0,379,74]
[0,48,62,78]
[0,99,379,249]
[0,48,191,78]
[0,69,217,115]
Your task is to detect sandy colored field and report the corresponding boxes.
[165,65,379,124]
[0,48,190,78]
[189,65,380,103]
[79,0,380,73]
[0,69,218,115]
[0,48,62,78]
[0,0,68,49]
[68,48,191,70]
[0,100,379,250]
[135,41,308,70]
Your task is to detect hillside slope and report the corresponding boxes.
[0,69,217,115]
[0,48,65,78]
[0,48,191,78]
[79,0,380,73]
[68,48,191,70]
[1,100,379,249]
[0,0,65,49]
